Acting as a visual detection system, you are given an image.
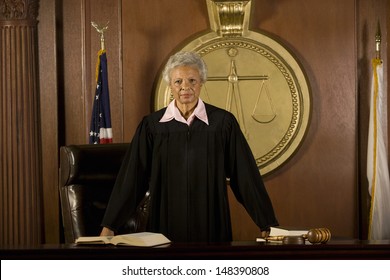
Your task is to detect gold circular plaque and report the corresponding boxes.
[153,2,311,176]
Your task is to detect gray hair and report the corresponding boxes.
[162,51,208,84]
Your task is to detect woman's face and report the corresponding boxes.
[169,65,203,107]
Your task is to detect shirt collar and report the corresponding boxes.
[159,98,209,126]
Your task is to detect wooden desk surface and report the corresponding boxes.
[1,240,390,260]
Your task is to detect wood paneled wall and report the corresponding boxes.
[231,0,359,240]
[38,0,60,244]
[20,0,388,243]
[120,0,360,240]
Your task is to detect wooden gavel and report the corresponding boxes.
[266,228,331,244]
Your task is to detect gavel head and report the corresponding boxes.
[282,236,306,245]
[306,228,331,244]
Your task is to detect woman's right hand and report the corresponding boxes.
[100,227,114,236]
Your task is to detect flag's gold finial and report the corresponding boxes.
[91,21,109,51]
[375,21,381,60]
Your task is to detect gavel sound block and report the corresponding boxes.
[266,228,331,245]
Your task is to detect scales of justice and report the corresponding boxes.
[154,0,311,176]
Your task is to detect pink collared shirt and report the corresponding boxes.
[159,98,209,126]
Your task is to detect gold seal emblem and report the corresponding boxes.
[154,0,311,176]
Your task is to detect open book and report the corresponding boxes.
[75,232,171,247]
[256,227,308,242]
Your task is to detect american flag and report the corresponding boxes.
[89,50,113,144]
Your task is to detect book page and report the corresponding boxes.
[111,232,171,247]
[75,235,113,244]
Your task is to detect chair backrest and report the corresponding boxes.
[59,143,149,243]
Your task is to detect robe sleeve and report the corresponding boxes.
[224,113,279,230]
[101,117,153,232]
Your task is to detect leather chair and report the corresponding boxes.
[59,143,150,243]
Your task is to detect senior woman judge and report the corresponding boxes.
[100,51,278,242]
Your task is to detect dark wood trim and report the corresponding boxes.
[1,240,390,260]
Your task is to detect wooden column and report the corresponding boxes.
[0,0,42,245]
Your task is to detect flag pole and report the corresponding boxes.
[375,21,381,60]
[91,21,109,51]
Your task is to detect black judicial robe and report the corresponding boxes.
[101,103,278,242]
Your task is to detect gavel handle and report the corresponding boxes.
[265,235,305,245]
[265,236,286,242]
